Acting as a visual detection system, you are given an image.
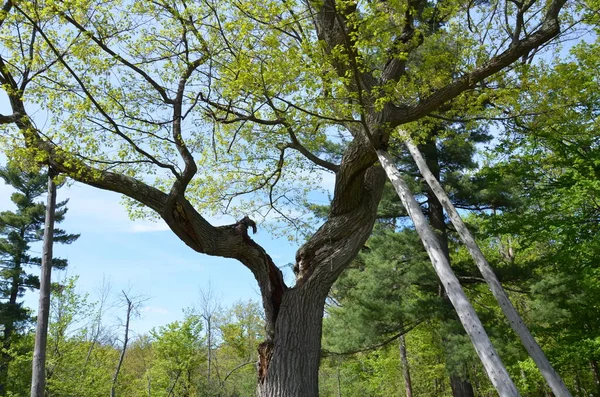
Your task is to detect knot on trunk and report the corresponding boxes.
[235,216,257,237]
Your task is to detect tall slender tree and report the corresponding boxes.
[406,139,572,396]
[30,167,57,397]
[0,166,78,394]
[324,120,516,396]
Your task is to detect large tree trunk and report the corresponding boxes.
[377,149,521,397]
[405,140,572,397]
[257,289,325,397]
[30,168,57,397]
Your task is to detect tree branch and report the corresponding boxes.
[322,321,420,356]
[15,6,181,177]
[58,11,175,104]
[389,0,567,126]
[0,112,22,124]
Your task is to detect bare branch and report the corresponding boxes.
[322,321,420,356]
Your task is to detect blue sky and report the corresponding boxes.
[0,67,337,335]
[0,177,313,336]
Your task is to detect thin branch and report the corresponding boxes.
[287,127,339,172]
[322,321,420,357]
[273,96,360,124]
[15,5,181,177]
[58,12,174,104]
[221,361,254,384]
[389,0,567,126]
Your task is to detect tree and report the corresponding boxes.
[0,0,571,394]
[197,283,221,387]
[31,167,58,397]
[397,122,495,397]
[111,291,143,397]
[322,228,446,393]
[149,314,205,397]
[44,277,116,397]
[467,37,600,394]
[0,165,78,394]
[216,300,265,395]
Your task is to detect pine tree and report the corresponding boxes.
[0,165,79,392]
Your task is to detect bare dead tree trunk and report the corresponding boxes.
[111,291,133,397]
[198,284,219,386]
[377,149,520,397]
[399,335,413,397]
[420,139,476,397]
[405,140,572,397]
[30,168,57,397]
[83,278,110,374]
[207,315,212,383]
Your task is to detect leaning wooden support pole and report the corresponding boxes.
[30,168,57,397]
[405,140,572,397]
[376,149,521,397]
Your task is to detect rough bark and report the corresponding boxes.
[256,289,325,397]
[377,149,521,397]
[450,376,476,397]
[30,168,57,397]
[406,140,572,397]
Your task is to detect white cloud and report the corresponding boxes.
[141,306,169,315]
